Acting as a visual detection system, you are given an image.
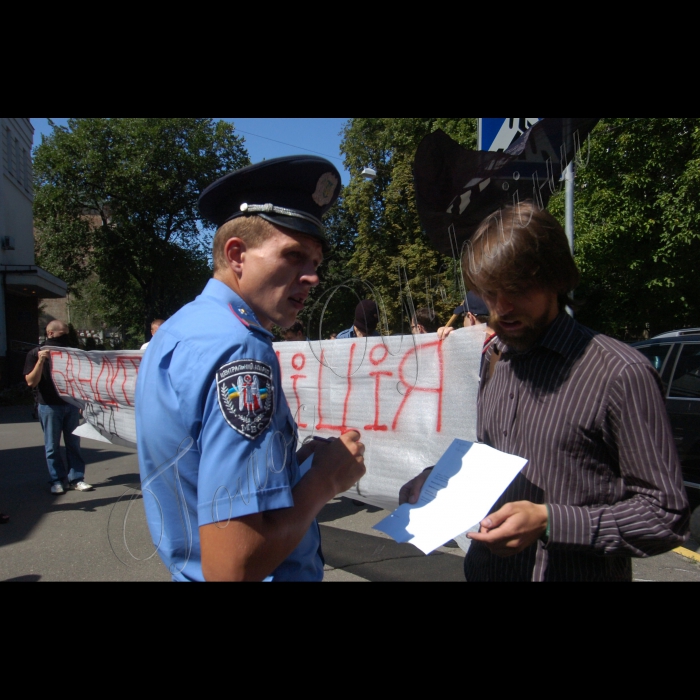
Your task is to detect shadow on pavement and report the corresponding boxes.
[320,524,465,581]
[317,497,382,523]
[4,574,42,582]
[0,409,142,550]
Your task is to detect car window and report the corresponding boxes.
[635,344,672,373]
[669,343,700,399]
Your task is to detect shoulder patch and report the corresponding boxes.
[216,359,275,439]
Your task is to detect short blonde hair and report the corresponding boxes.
[212,216,277,273]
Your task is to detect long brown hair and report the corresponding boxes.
[462,200,579,308]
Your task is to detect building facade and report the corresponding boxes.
[1,117,67,388]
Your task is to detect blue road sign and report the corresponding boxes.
[478,118,542,152]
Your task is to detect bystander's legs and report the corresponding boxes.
[38,404,69,486]
[63,405,86,484]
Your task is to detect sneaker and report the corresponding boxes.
[70,481,93,492]
[50,482,65,494]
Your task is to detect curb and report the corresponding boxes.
[673,546,700,564]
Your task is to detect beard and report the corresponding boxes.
[490,310,554,352]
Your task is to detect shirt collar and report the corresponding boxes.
[202,278,274,339]
[497,311,584,360]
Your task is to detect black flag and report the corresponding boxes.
[412,118,600,256]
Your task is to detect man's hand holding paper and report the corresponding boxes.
[469,501,548,557]
[398,467,433,506]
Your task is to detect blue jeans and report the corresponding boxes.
[38,404,86,485]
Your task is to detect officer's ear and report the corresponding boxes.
[223,236,246,275]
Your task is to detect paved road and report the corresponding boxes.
[1,405,698,582]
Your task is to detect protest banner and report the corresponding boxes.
[48,347,142,448]
[49,326,484,510]
[275,328,483,509]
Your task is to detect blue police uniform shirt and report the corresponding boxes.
[135,278,323,582]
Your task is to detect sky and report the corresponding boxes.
[29,118,352,184]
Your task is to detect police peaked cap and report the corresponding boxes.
[454,291,489,317]
[198,155,342,251]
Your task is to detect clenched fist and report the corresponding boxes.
[311,430,366,496]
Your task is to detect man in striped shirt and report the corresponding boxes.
[400,201,690,581]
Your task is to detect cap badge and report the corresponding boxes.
[312,172,339,206]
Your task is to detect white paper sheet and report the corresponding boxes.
[372,439,527,554]
[72,421,112,443]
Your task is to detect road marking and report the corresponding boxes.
[673,546,700,564]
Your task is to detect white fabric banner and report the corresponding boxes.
[276,328,483,510]
[50,326,484,510]
[48,348,142,449]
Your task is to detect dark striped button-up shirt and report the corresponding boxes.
[465,312,689,582]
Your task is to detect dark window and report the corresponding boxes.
[669,344,700,399]
[635,344,672,373]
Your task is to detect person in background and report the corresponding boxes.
[438,291,497,359]
[283,321,306,341]
[411,307,441,334]
[337,300,380,339]
[140,319,165,351]
[24,321,93,495]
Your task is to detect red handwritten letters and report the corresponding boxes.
[280,338,445,438]
[50,350,142,410]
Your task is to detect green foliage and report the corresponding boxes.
[550,118,700,339]
[340,118,477,332]
[65,275,111,330]
[300,188,363,337]
[341,117,700,340]
[33,118,249,343]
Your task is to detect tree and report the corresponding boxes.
[33,118,249,345]
[549,118,700,339]
[340,119,477,332]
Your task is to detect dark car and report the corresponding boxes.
[631,332,700,539]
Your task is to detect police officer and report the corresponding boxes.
[135,155,366,582]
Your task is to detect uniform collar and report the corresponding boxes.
[496,311,584,360]
[202,278,275,339]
